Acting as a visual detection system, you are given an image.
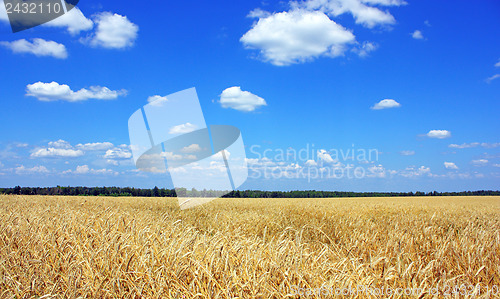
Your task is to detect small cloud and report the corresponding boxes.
[444,162,458,169]
[449,142,479,149]
[104,148,132,159]
[424,20,431,27]
[31,148,83,158]
[219,86,267,112]
[486,74,500,83]
[76,142,114,151]
[169,123,198,134]
[180,144,202,153]
[75,165,90,174]
[82,12,138,49]
[426,130,451,139]
[305,160,318,166]
[495,59,500,67]
[0,39,67,59]
[247,8,270,18]
[26,81,127,102]
[371,99,401,110]
[353,41,378,57]
[471,159,488,166]
[15,165,50,175]
[411,30,424,39]
[147,95,168,107]
[400,150,415,156]
[48,139,72,149]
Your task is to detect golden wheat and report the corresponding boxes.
[0,195,499,298]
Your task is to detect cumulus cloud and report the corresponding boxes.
[26,81,127,102]
[219,86,267,112]
[147,95,168,107]
[317,149,336,164]
[0,38,68,59]
[400,150,415,156]
[444,162,458,170]
[169,123,198,134]
[495,59,500,67]
[371,99,401,110]
[43,7,94,35]
[411,30,424,39]
[48,139,72,149]
[31,148,84,158]
[241,9,355,66]
[104,148,132,159]
[399,165,431,178]
[15,165,49,175]
[82,12,138,49]
[180,144,202,153]
[295,0,405,28]
[76,142,114,151]
[426,130,451,139]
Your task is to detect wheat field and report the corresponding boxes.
[0,195,499,298]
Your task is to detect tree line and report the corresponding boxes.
[1,186,499,198]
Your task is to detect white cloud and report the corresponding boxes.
[368,164,386,178]
[219,86,267,112]
[180,144,202,153]
[444,162,458,170]
[15,165,49,175]
[400,150,415,156]
[481,142,500,148]
[104,148,132,159]
[305,159,318,166]
[75,165,90,174]
[0,39,67,59]
[495,59,500,67]
[352,41,378,57]
[83,12,138,49]
[106,159,119,166]
[48,139,72,149]
[449,142,479,149]
[399,165,431,178]
[43,7,94,35]
[295,0,405,28]
[241,9,355,66]
[65,165,117,175]
[471,159,488,166]
[317,149,336,164]
[486,74,500,83]
[26,81,127,102]
[411,30,424,39]
[248,8,271,18]
[31,148,84,158]
[426,130,451,139]
[169,123,198,134]
[371,99,401,110]
[147,95,168,107]
[76,142,114,151]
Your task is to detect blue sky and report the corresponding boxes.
[0,0,499,191]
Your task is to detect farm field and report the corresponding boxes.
[0,195,499,298]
